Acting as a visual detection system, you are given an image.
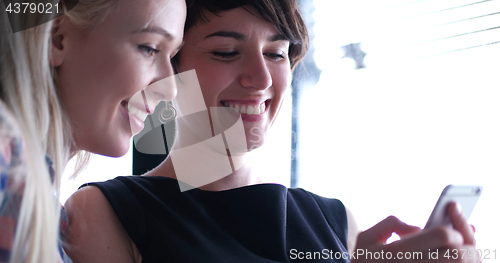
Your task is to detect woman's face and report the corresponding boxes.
[176,7,292,150]
[55,0,185,157]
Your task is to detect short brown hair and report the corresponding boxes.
[184,0,309,70]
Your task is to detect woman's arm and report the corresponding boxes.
[64,186,141,263]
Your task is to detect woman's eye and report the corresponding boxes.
[265,52,285,61]
[212,51,239,60]
[138,45,159,57]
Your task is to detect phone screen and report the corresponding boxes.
[424,185,482,229]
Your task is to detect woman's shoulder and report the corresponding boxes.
[288,187,345,208]
[287,188,350,248]
[289,188,359,252]
[287,188,347,224]
[64,184,141,263]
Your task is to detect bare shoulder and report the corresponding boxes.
[345,206,360,254]
[64,186,142,263]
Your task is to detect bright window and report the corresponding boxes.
[298,0,500,256]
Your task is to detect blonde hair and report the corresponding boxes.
[0,0,122,262]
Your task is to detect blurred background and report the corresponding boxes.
[62,0,500,260]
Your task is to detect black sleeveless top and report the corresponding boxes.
[87,176,350,262]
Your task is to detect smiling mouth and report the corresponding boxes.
[222,100,269,115]
[122,101,149,121]
[128,105,149,121]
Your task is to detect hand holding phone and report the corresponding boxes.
[424,185,482,229]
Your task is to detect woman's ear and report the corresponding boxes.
[50,17,66,67]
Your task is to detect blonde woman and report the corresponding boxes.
[0,0,185,262]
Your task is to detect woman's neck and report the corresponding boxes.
[145,152,262,191]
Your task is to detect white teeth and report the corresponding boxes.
[240,105,247,114]
[223,102,266,115]
[247,105,255,114]
[128,105,148,121]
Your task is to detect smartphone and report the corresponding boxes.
[424,185,482,229]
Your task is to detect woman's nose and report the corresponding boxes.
[239,55,272,91]
[143,57,179,107]
[144,73,178,107]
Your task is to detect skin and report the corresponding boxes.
[145,6,296,191]
[64,6,478,263]
[51,0,184,157]
[351,202,478,263]
[62,0,186,260]
[175,7,292,151]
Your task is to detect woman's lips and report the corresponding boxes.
[121,101,148,135]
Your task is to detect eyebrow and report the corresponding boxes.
[204,30,288,42]
[134,27,174,41]
[205,31,246,41]
[269,34,288,42]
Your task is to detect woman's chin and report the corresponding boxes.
[102,134,132,157]
[111,145,131,157]
[244,125,267,150]
[246,138,265,152]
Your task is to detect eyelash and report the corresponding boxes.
[264,52,285,61]
[138,44,160,57]
[211,51,286,61]
[212,51,238,59]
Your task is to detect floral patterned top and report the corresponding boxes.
[0,101,71,263]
